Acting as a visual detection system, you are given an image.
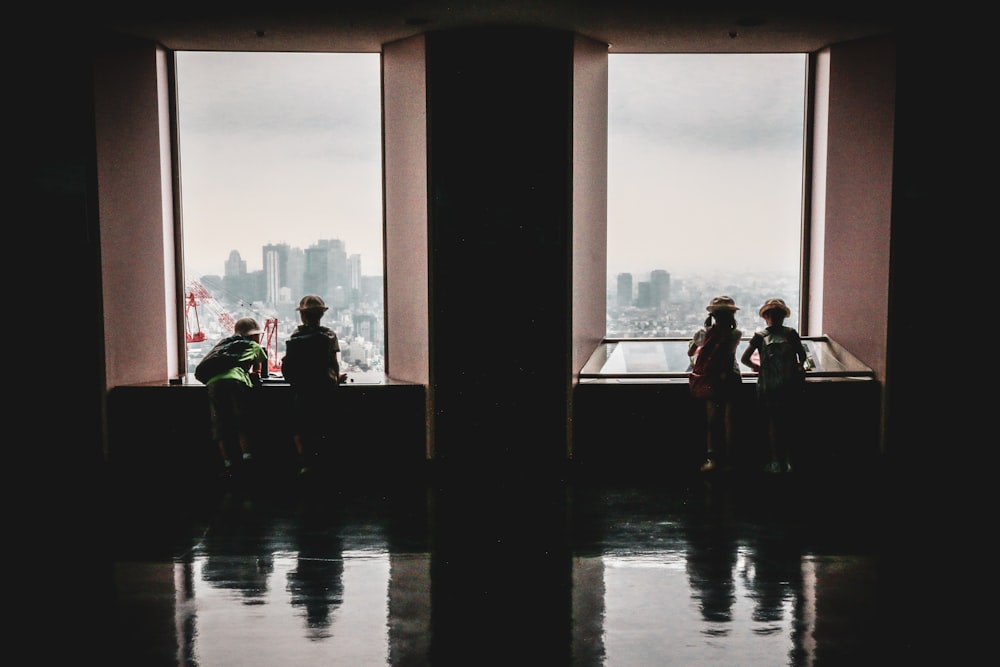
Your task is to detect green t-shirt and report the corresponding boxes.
[207,340,269,387]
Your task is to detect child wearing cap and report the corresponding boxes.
[281,295,348,477]
[740,298,808,473]
[204,317,269,481]
[688,295,744,473]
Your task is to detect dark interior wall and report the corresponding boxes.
[20,33,106,485]
[886,33,961,474]
[879,29,968,643]
[425,28,574,467]
[21,30,110,645]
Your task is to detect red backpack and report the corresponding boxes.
[689,326,730,400]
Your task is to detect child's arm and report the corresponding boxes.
[688,329,705,358]
[741,338,761,372]
[792,330,809,373]
[329,335,347,383]
[252,343,268,380]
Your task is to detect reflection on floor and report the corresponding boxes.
[88,461,931,666]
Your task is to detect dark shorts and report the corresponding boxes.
[207,379,253,442]
[706,372,743,403]
[757,385,804,412]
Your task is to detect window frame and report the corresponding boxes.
[604,52,815,339]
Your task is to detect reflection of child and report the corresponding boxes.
[688,296,743,472]
[740,298,807,473]
[205,317,269,480]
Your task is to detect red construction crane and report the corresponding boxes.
[184,290,206,343]
[185,280,283,373]
[262,317,281,373]
[184,280,236,342]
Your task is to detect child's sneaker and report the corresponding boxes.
[764,461,782,474]
[700,458,716,472]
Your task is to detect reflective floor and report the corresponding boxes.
[89,461,932,666]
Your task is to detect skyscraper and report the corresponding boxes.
[616,273,633,308]
[262,243,289,305]
[303,239,349,305]
[650,270,671,310]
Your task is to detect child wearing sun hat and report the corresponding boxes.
[740,297,808,473]
[688,295,743,472]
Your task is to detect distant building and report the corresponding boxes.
[303,238,349,304]
[636,281,652,308]
[361,275,384,306]
[354,313,381,346]
[650,270,671,310]
[223,250,256,301]
[262,243,289,305]
[616,273,633,308]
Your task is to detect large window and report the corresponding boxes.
[175,51,806,380]
[607,54,807,338]
[175,52,384,380]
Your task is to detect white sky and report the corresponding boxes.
[176,51,806,283]
[608,53,806,280]
[176,52,384,280]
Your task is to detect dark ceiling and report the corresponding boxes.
[87,4,900,54]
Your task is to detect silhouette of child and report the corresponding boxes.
[688,295,743,472]
[204,317,269,480]
[281,295,348,476]
[740,298,808,473]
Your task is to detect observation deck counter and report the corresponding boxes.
[572,336,879,480]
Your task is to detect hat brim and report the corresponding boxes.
[759,305,791,317]
[707,305,739,312]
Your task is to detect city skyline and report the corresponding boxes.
[195,237,799,328]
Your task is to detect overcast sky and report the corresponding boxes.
[176,51,806,283]
[176,51,383,280]
[608,53,805,280]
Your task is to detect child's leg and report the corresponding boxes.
[218,440,238,481]
[768,413,780,463]
[777,406,795,471]
[701,401,719,471]
[722,401,736,463]
[237,434,253,461]
[218,440,232,464]
[294,434,313,474]
[705,401,718,455]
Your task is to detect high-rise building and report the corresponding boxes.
[262,243,290,305]
[354,313,380,346]
[650,270,671,310]
[348,253,362,306]
[303,239,348,303]
[636,281,651,308]
[361,275,384,306]
[616,273,633,308]
[286,248,305,303]
[223,250,256,301]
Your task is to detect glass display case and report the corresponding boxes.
[580,336,874,383]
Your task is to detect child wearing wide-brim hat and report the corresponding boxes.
[283,294,347,477]
[758,297,791,318]
[740,297,808,474]
[688,295,743,473]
